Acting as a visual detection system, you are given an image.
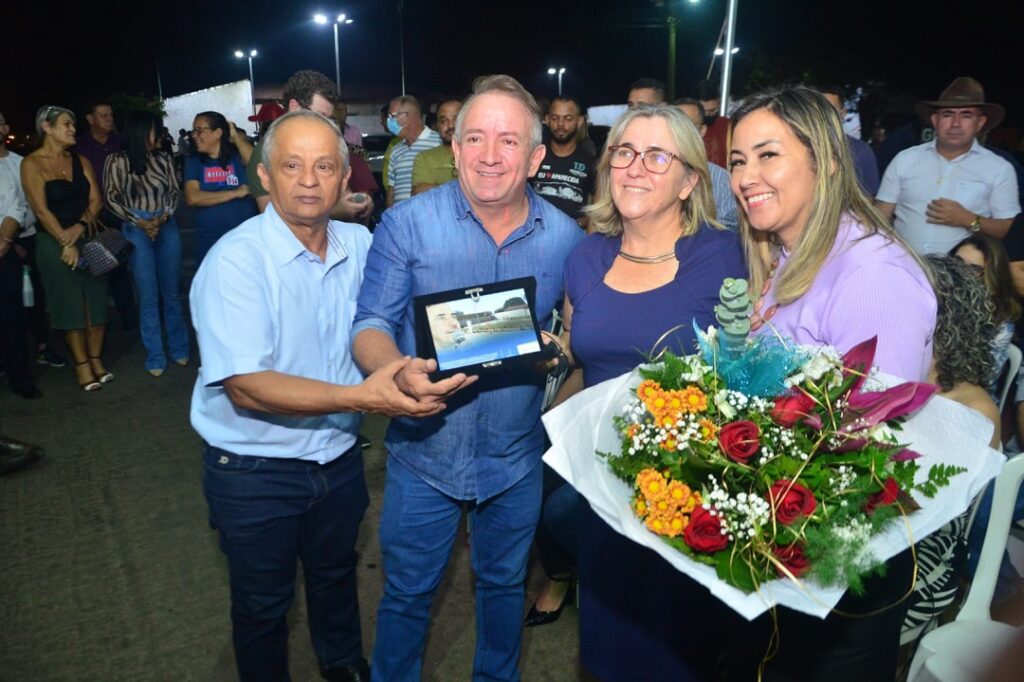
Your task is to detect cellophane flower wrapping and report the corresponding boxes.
[542,347,1004,621]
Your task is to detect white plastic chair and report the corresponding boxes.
[907,452,1024,681]
[997,344,1021,413]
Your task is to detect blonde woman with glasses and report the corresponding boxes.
[548,103,746,680]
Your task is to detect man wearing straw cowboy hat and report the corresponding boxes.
[877,77,1020,255]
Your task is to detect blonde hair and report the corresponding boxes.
[729,86,920,304]
[586,104,719,237]
[455,74,543,148]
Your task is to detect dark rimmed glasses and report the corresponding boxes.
[608,145,685,174]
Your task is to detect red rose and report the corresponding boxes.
[771,392,817,428]
[864,477,901,514]
[768,480,817,525]
[683,505,730,553]
[718,421,761,464]
[773,543,811,578]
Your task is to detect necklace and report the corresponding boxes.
[618,248,676,264]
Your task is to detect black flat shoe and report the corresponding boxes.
[321,658,369,682]
[524,578,576,627]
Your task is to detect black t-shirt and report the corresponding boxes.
[531,144,596,220]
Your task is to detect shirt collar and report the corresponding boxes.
[450,182,547,231]
[262,204,349,269]
[404,125,433,146]
[926,137,982,160]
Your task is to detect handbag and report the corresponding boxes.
[79,219,132,277]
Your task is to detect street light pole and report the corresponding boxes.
[667,14,678,102]
[234,49,258,116]
[314,12,354,93]
[720,0,739,115]
[547,67,566,95]
[332,22,340,92]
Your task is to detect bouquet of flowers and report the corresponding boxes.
[543,279,1004,619]
[611,332,961,594]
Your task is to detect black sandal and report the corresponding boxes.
[75,362,102,392]
[524,575,576,627]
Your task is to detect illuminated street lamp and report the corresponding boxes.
[547,66,566,95]
[234,49,258,115]
[314,12,354,93]
[714,46,740,56]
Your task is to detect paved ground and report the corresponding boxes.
[0,206,582,680]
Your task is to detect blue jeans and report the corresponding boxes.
[203,444,369,682]
[372,456,542,682]
[122,217,189,370]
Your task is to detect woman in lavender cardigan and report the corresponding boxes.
[727,86,937,680]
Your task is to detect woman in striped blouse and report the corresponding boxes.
[104,110,189,376]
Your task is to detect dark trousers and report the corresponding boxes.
[17,235,51,348]
[203,443,369,682]
[727,548,915,681]
[535,465,581,578]
[0,247,34,391]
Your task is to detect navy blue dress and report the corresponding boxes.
[565,225,747,681]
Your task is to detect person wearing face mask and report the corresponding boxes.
[411,98,463,196]
[694,78,730,167]
[385,95,440,207]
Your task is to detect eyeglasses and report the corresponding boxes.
[388,111,410,120]
[191,126,214,135]
[607,145,685,174]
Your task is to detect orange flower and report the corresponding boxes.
[636,469,668,502]
[698,418,718,442]
[662,437,678,452]
[636,379,662,401]
[676,386,708,413]
[666,513,688,537]
[681,491,703,514]
[633,497,648,518]
[645,515,668,534]
[667,480,693,506]
[624,423,640,439]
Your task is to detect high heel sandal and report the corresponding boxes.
[524,575,576,627]
[88,356,114,384]
[75,362,102,392]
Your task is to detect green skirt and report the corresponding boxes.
[35,232,109,330]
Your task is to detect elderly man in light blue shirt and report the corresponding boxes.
[190,110,469,682]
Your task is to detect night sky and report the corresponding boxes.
[5,1,1021,135]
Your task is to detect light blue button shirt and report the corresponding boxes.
[190,204,371,462]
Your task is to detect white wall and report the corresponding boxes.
[163,80,254,139]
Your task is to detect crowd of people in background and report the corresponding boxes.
[2,66,1023,682]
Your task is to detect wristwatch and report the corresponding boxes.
[969,215,983,233]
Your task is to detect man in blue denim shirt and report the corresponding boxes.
[191,111,467,682]
[352,75,583,681]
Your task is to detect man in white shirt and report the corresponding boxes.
[1,112,42,398]
[877,77,1020,254]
